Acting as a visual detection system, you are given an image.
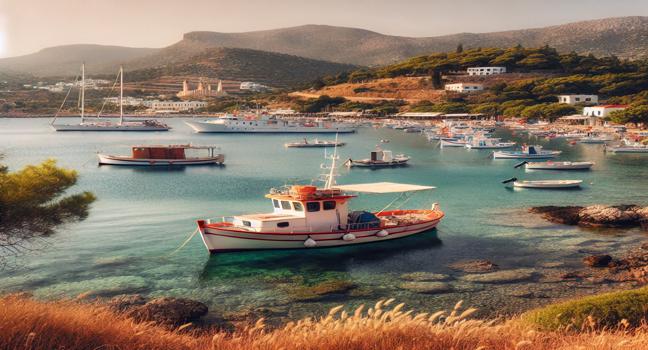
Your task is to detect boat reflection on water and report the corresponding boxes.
[198,229,442,282]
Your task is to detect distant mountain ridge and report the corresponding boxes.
[178,16,648,65]
[0,16,646,78]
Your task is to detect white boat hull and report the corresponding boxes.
[198,218,441,253]
[513,180,582,189]
[606,147,648,153]
[97,154,224,166]
[440,139,466,147]
[466,143,516,149]
[185,120,355,133]
[493,151,561,159]
[53,123,170,131]
[525,161,593,170]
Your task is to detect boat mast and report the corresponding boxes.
[323,134,340,189]
[80,63,85,123]
[119,65,124,125]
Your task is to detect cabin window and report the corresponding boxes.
[273,199,280,208]
[281,201,292,210]
[306,202,320,212]
[277,222,290,228]
[323,201,336,210]
[242,220,252,227]
[293,202,304,211]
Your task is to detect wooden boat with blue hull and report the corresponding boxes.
[98,144,224,166]
[493,145,561,159]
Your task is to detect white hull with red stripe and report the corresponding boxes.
[98,154,224,166]
[197,214,442,253]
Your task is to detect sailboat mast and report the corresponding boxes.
[80,63,85,123]
[119,65,124,125]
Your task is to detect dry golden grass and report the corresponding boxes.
[2,294,648,350]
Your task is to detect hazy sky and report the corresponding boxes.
[1,0,647,58]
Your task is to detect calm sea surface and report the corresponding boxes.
[1,117,647,320]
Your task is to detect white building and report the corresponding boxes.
[467,67,506,76]
[104,96,145,106]
[558,94,598,105]
[444,83,484,93]
[240,82,268,92]
[146,100,208,112]
[583,105,627,118]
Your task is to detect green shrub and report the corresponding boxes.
[521,287,648,330]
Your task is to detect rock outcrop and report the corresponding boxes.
[530,205,648,229]
[108,295,208,327]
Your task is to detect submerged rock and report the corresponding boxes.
[531,205,648,229]
[448,259,499,273]
[287,280,356,302]
[583,255,613,268]
[460,269,535,284]
[399,272,451,282]
[399,281,453,294]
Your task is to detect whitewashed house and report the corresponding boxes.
[444,83,484,93]
[467,67,506,76]
[558,94,598,105]
[583,105,627,118]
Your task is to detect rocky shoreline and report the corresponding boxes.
[530,205,648,230]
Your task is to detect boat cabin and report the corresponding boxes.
[372,149,393,162]
[130,144,220,160]
[228,185,356,233]
[132,145,188,160]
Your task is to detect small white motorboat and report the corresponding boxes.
[519,161,594,170]
[465,137,516,149]
[440,138,467,148]
[285,138,346,148]
[578,135,614,144]
[346,147,410,168]
[605,141,648,153]
[493,145,562,159]
[502,177,582,189]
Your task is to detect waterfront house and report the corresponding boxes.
[583,105,627,118]
[558,94,598,105]
[467,67,506,76]
[444,83,484,93]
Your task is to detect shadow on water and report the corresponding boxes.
[198,230,443,282]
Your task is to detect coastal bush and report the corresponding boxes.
[0,159,95,265]
[3,295,648,350]
[521,286,648,330]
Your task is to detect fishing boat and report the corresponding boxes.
[195,146,443,253]
[98,144,224,166]
[502,177,582,189]
[285,138,346,148]
[493,145,562,159]
[51,64,170,131]
[185,114,355,133]
[521,161,594,170]
[605,140,648,153]
[345,147,410,168]
[439,138,467,148]
[578,134,615,144]
[465,137,516,149]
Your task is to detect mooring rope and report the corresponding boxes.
[167,228,199,256]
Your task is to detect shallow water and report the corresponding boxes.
[1,118,647,321]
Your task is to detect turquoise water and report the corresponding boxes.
[1,117,647,321]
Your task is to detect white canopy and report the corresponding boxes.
[333,182,435,193]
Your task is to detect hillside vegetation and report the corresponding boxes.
[302,46,648,121]
[125,47,356,88]
[2,294,648,350]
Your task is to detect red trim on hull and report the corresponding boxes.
[203,221,440,242]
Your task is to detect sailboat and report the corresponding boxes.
[51,64,170,131]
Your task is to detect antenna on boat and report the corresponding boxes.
[321,133,340,189]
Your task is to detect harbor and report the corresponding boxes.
[1,116,647,324]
